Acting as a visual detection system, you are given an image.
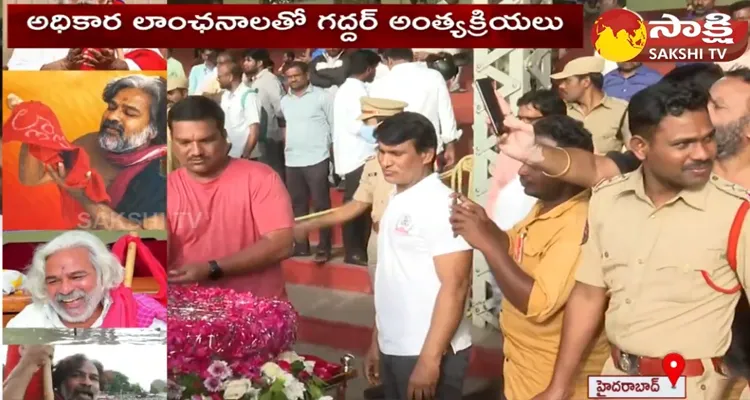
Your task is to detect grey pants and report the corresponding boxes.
[286,158,332,252]
[379,347,471,400]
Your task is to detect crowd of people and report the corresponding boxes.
[160,1,750,396]
[4,0,750,398]
[165,47,465,266]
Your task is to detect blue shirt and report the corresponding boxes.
[603,66,662,101]
[280,85,334,167]
[188,63,216,95]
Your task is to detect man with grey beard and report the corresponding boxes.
[16,74,167,230]
[711,68,750,168]
[5,231,166,329]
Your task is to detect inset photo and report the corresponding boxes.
[3,230,167,330]
[2,71,167,231]
[2,344,167,400]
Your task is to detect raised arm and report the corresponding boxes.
[493,92,629,188]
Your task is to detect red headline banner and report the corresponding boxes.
[7,5,584,48]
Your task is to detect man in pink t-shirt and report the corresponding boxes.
[167,96,295,299]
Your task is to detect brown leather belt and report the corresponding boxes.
[611,347,727,376]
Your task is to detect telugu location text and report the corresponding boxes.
[647,47,728,62]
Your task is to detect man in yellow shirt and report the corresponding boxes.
[450,115,609,399]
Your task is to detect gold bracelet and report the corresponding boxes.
[542,147,572,178]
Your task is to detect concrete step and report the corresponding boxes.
[287,284,504,380]
[282,250,373,294]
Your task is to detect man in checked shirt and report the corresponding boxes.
[450,115,610,400]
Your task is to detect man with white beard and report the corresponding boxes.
[10,75,167,230]
[5,231,166,329]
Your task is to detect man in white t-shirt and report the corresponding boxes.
[218,62,262,160]
[364,111,473,400]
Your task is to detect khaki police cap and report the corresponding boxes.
[167,77,188,92]
[550,56,605,80]
[357,97,409,121]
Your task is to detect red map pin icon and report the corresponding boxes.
[662,353,686,387]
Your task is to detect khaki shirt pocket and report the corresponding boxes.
[600,252,628,296]
[650,249,734,303]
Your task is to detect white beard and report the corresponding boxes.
[50,286,106,324]
[98,125,155,154]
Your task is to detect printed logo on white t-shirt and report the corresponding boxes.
[394,214,413,235]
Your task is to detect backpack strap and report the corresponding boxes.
[701,200,749,294]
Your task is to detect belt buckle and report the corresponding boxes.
[619,352,639,375]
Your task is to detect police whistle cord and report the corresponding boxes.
[293,155,475,222]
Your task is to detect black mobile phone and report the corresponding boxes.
[475,78,504,135]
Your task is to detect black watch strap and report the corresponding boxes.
[208,260,223,280]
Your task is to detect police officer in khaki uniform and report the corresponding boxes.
[293,97,406,279]
[535,82,750,400]
[552,56,631,154]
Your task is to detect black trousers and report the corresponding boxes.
[262,139,286,182]
[342,164,371,259]
[379,347,471,400]
[286,158,332,252]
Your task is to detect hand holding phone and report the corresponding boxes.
[475,78,505,135]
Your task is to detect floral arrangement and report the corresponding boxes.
[167,286,344,400]
[168,286,298,378]
[168,351,343,400]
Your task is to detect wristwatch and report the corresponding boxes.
[208,260,224,281]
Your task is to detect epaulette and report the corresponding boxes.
[592,173,630,193]
[709,174,750,200]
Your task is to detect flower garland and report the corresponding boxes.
[168,286,298,380]
[167,287,345,400]
[169,352,342,400]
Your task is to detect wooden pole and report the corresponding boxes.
[43,359,53,400]
[123,232,138,288]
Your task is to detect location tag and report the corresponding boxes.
[662,353,686,387]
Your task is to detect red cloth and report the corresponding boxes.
[79,48,99,71]
[3,345,44,400]
[124,49,167,71]
[110,234,168,305]
[101,285,138,327]
[104,145,167,209]
[2,101,109,227]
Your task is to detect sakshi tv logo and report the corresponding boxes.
[592,8,749,63]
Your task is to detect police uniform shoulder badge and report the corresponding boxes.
[710,174,750,200]
[593,174,628,193]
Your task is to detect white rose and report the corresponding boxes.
[261,362,285,380]
[277,351,303,363]
[282,376,306,400]
[303,360,315,375]
[223,379,253,400]
[246,387,260,400]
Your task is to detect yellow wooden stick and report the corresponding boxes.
[43,359,53,400]
[124,232,138,288]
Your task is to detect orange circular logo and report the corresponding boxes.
[591,9,648,62]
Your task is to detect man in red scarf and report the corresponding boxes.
[12,75,167,230]
[5,231,166,329]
